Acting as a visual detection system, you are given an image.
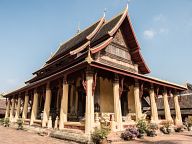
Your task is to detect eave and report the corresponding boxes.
[5,61,88,97]
[90,62,187,91]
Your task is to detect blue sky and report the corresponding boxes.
[0,0,192,93]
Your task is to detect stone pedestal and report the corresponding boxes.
[59,78,69,130]
[48,116,52,129]
[42,82,52,127]
[54,116,59,129]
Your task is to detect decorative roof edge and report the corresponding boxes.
[90,37,113,54]
[86,17,105,40]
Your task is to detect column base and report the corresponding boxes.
[175,118,182,126]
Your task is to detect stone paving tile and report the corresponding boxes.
[0,126,77,144]
[1,125,192,144]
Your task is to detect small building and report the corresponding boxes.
[4,7,186,136]
[156,83,192,121]
[0,95,6,118]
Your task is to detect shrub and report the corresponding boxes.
[17,117,23,130]
[148,123,158,131]
[91,127,109,144]
[160,120,173,134]
[121,127,139,141]
[0,118,4,125]
[175,125,184,132]
[3,118,10,127]
[146,123,158,137]
[136,119,147,134]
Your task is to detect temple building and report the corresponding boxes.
[4,7,187,135]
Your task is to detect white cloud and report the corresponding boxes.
[6,78,18,85]
[159,28,169,34]
[143,28,169,40]
[143,29,156,39]
[153,14,166,22]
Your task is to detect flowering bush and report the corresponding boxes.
[121,127,139,141]
[91,127,109,144]
[146,123,158,137]
[136,119,148,134]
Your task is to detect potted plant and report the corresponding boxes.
[136,119,147,138]
[91,127,109,144]
[121,127,139,141]
[3,118,10,127]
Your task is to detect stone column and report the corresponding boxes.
[149,85,159,123]
[42,82,52,127]
[85,69,94,134]
[113,74,122,131]
[163,89,172,121]
[5,98,11,118]
[30,89,39,125]
[10,98,15,122]
[22,92,29,120]
[173,92,182,125]
[5,98,10,118]
[15,96,21,120]
[134,81,142,121]
[59,77,69,130]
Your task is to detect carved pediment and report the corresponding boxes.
[113,29,127,47]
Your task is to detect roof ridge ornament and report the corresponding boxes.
[103,8,107,18]
[77,22,81,34]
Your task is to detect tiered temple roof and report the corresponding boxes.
[4,7,187,97]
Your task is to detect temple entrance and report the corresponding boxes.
[77,88,86,118]
[50,87,58,127]
[121,91,128,116]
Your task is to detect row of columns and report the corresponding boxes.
[5,73,183,135]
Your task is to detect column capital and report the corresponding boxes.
[162,88,167,94]
[134,79,139,87]
[150,83,154,90]
[25,91,29,96]
[46,82,51,90]
[63,75,68,84]
[85,67,94,77]
[113,74,119,84]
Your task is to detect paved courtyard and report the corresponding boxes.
[0,126,77,144]
[0,125,192,144]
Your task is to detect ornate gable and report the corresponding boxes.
[95,28,138,73]
[112,29,127,47]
